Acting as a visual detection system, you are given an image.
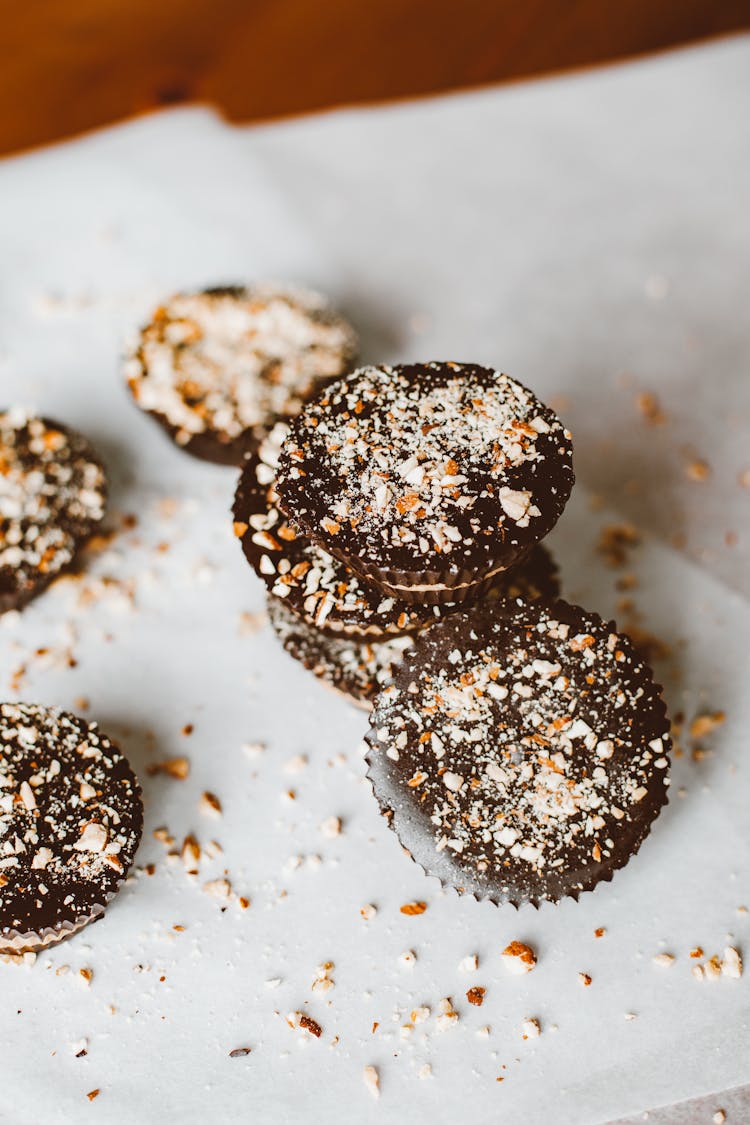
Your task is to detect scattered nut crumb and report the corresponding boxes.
[594,927,606,939]
[79,968,93,986]
[458,954,478,973]
[713,1110,726,1124]
[635,391,667,425]
[685,458,711,482]
[624,1012,637,1021]
[86,1089,100,1102]
[147,756,190,780]
[689,712,725,739]
[320,816,342,838]
[436,997,459,1031]
[652,953,675,968]
[360,904,377,920]
[229,1046,252,1058]
[722,947,743,979]
[578,973,592,987]
[400,901,427,916]
[200,792,222,818]
[363,1065,380,1099]
[501,941,536,974]
[466,986,486,1007]
[283,755,308,774]
[418,1063,432,1079]
[597,524,640,568]
[521,1017,541,1040]
[398,950,417,969]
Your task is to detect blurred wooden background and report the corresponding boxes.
[3,0,749,156]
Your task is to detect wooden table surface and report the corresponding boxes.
[3,0,749,156]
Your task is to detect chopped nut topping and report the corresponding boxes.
[466,986,486,1006]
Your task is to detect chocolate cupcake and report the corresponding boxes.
[267,596,414,710]
[276,363,574,604]
[0,704,143,954]
[365,599,670,906]
[0,410,107,614]
[124,284,358,465]
[235,422,561,636]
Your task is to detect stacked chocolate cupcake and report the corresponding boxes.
[234,359,671,907]
[233,361,572,707]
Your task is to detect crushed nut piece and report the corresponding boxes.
[400,901,427,916]
[200,792,222,818]
[363,1065,380,1099]
[466,986,486,1007]
[652,953,675,967]
[689,712,725,739]
[521,1017,541,1039]
[147,756,190,780]
[501,941,536,974]
[320,816,342,838]
[578,972,592,987]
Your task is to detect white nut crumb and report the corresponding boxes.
[624,1012,637,1021]
[362,1065,380,1099]
[436,997,458,1031]
[458,954,478,973]
[501,941,537,974]
[265,978,282,989]
[320,816,342,838]
[411,1006,430,1024]
[398,949,417,969]
[692,964,705,981]
[203,878,232,901]
[521,1017,541,1040]
[199,792,222,818]
[360,904,377,921]
[652,953,675,967]
[283,755,308,774]
[713,1110,726,1124]
[476,1025,490,1039]
[418,1063,432,1079]
[242,741,265,758]
[71,1038,88,1057]
[722,946,742,979]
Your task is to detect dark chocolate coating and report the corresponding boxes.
[234,422,561,636]
[276,363,574,603]
[0,704,143,950]
[0,413,108,613]
[365,599,670,907]
[124,284,358,466]
[267,596,414,709]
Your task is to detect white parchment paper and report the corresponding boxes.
[0,36,748,1125]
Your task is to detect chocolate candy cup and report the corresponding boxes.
[365,599,670,906]
[276,362,574,603]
